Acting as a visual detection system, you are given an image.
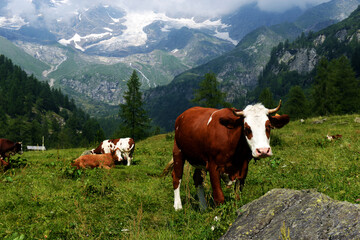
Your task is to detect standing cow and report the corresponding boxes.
[0,138,23,167]
[91,138,135,166]
[169,101,289,210]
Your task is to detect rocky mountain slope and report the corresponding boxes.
[144,0,360,131]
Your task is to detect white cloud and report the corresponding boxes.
[1,0,331,24]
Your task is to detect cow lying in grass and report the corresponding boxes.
[72,148,121,169]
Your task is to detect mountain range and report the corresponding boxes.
[0,0,359,131]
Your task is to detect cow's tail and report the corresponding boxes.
[161,157,174,177]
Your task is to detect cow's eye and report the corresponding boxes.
[244,123,252,138]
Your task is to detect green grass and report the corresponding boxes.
[1,114,360,239]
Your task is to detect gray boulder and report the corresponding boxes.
[220,188,360,240]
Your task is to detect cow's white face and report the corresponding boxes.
[243,104,273,158]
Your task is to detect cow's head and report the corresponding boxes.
[233,101,289,158]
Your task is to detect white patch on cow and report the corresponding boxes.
[207,109,221,126]
[197,185,207,210]
[174,180,182,210]
[100,140,114,154]
[243,104,272,158]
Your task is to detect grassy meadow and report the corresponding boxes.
[1,114,360,239]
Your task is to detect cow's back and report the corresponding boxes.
[174,107,218,162]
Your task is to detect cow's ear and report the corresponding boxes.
[269,114,290,129]
[219,115,243,129]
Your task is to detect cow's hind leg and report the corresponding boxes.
[193,168,207,210]
[172,141,185,210]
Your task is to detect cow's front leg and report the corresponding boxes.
[234,159,249,200]
[208,161,224,205]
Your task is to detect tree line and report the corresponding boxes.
[0,55,105,148]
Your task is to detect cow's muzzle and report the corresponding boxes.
[254,148,272,158]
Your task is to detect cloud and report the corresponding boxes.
[1,0,331,26]
[256,0,331,12]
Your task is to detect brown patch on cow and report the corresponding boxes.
[244,122,253,140]
[265,120,272,139]
[128,138,135,148]
[111,139,120,145]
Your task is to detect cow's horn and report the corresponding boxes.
[233,108,244,117]
[268,100,282,114]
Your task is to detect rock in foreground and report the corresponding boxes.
[220,188,360,240]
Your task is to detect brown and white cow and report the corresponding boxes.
[72,148,121,169]
[91,138,135,166]
[0,138,23,167]
[170,101,289,210]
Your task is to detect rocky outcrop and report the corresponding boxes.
[278,48,318,74]
[220,188,360,240]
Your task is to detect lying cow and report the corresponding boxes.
[72,148,121,169]
[0,138,23,167]
[91,138,135,166]
[166,101,289,210]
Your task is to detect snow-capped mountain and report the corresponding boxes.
[0,2,236,56]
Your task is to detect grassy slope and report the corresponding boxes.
[0,37,49,78]
[1,114,360,239]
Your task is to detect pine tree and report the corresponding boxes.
[333,56,360,114]
[284,86,309,119]
[192,73,230,108]
[119,70,150,140]
[259,88,275,108]
[312,56,360,115]
[312,57,337,115]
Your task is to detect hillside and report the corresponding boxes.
[254,5,360,101]
[144,0,360,131]
[0,55,104,148]
[1,113,360,239]
[0,36,49,77]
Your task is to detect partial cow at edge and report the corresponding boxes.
[0,138,23,167]
[91,138,135,166]
[167,100,289,210]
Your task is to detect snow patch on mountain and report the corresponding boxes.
[57,10,235,51]
[59,32,112,51]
